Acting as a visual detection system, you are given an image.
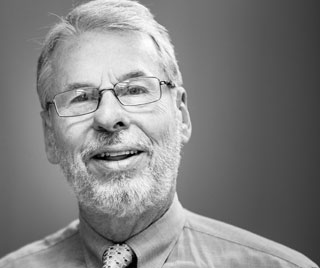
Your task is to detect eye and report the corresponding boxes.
[125,85,149,95]
[70,92,90,103]
[69,89,99,104]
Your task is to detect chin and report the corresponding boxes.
[68,167,177,218]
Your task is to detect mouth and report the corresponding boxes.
[87,148,148,174]
[92,150,143,162]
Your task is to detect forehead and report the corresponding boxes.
[51,30,162,93]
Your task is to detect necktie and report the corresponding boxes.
[102,244,134,268]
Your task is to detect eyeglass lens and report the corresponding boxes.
[54,77,161,117]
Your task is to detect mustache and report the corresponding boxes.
[80,131,152,159]
[95,131,124,145]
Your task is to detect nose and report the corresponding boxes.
[92,90,130,132]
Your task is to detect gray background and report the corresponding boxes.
[0,0,319,264]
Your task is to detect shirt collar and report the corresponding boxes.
[79,194,185,268]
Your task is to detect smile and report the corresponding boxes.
[87,147,148,174]
[93,150,143,161]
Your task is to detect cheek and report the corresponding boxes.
[52,118,91,152]
[136,102,178,145]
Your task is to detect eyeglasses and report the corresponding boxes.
[46,76,175,117]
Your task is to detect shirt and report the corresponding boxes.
[0,195,318,268]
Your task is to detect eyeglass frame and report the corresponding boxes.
[45,76,175,117]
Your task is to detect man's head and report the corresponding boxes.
[37,0,182,110]
[38,0,191,217]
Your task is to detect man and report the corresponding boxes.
[0,0,318,267]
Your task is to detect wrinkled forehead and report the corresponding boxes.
[53,29,162,68]
[50,30,164,95]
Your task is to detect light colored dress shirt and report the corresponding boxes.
[0,195,318,268]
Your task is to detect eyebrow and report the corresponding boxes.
[63,82,96,92]
[63,70,148,92]
[116,70,148,82]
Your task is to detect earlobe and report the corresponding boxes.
[41,111,60,164]
[175,87,192,144]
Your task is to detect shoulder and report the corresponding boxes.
[0,220,81,268]
[182,209,318,268]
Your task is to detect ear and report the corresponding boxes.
[41,110,60,164]
[175,87,192,144]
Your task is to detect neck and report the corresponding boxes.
[79,194,174,242]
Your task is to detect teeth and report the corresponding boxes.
[97,150,138,158]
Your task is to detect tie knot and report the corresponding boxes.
[102,244,134,268]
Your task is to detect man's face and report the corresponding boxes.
[43,31,191,216]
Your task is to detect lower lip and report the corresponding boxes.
[87,152,148,176]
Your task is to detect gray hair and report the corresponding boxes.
[37,0,182,110]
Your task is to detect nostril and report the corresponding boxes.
[94,120,127,132]
[113,121,126,130]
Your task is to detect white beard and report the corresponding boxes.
[56,117,182,217]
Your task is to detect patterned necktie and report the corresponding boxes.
[102,244,134,268]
